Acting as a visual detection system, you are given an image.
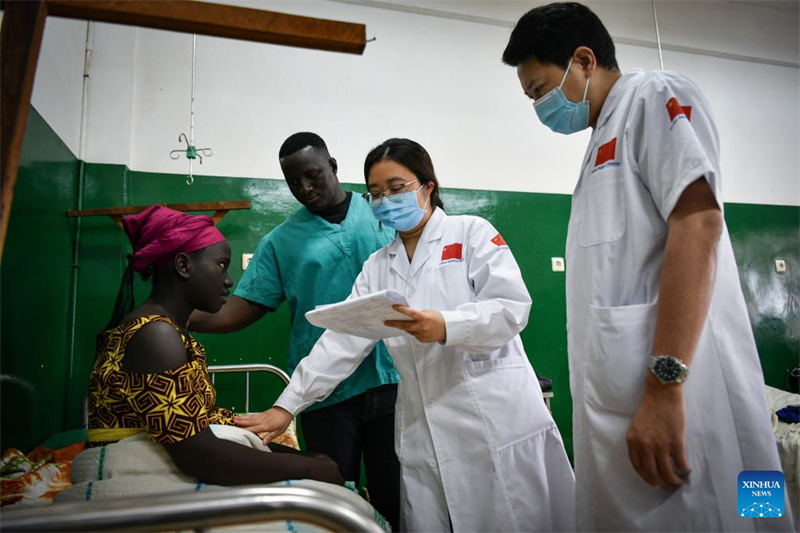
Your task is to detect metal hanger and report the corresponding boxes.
[651,0,665,70]
[169,33,212,185]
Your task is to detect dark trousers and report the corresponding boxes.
[301,383,400,531]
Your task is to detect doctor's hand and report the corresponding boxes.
[385,305,447,344]
[626,377,692,491]
[234,407,293,445]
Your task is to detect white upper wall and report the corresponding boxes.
[30,0,800,205]
[29,16,86,157]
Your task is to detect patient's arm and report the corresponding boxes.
[187,295,272,333]
[123,318,342,486]
[164,429,343,486]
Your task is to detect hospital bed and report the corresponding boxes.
[766,385,800,529]
[1,364,389,532]
[3,362,552,528]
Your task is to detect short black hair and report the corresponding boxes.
[502,2,619,71]
[279,132,328,159]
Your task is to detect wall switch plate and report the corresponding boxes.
[775,259,786,273]
[551,257,565,272]
[242,253,253,271]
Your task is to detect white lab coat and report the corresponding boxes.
[566,69,794,531]
[277,208,575,532]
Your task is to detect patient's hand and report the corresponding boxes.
[235,407,293,445]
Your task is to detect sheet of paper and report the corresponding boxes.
[305,289,413,340]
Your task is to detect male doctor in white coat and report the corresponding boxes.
[503,2,794,532]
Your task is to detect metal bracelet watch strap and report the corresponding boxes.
[648,355,689,384]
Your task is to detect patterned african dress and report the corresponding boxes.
[86,315,235,448]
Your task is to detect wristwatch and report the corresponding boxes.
[648,355,689,384]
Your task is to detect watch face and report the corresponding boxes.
[655,357,683,382]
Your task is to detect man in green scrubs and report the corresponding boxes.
[189,132,400,528]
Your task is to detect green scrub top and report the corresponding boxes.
[235,194,399,411]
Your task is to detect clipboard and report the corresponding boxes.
[305,289,413,340]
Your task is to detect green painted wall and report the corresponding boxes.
[0,108,79,453]
[2,108,798,459]
[726,204,800,391]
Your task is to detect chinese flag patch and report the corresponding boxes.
[594,138,617,167]
[491,234,507,247]
[666,97,692,122]
[441,243,463,261]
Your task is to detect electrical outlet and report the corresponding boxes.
[242,253,253,271]
[775,259,786,273]
[551,257,565,272]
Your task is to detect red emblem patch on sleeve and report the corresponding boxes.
[666,97,692,122]
[441,243,463,261]
[490,234,507,247]
[594,138,617,167]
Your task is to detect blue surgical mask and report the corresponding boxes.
[370,185,430,232]
[534,57,591,135]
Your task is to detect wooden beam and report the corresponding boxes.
[1,0,365,263]
[0,0,48,265]
[46,0,367,55]
[66,200,251,218]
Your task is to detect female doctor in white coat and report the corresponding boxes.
[236,138,575,532]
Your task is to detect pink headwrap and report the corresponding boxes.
[122,205,226,273]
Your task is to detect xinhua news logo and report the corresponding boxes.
[738,471,785,518]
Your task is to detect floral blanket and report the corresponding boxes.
[0,443,84,507]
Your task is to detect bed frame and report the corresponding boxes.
[208,363,290,414]
[81,363,291,427]
[16,364,386,532]
[0,485,385,532]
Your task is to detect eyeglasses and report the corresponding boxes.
[362,179,421,207]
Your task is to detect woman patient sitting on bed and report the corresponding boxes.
[86,205,342,486]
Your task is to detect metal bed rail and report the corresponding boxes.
[81,364,290,426]
[208,363,290,414]
[0,485,386,533]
